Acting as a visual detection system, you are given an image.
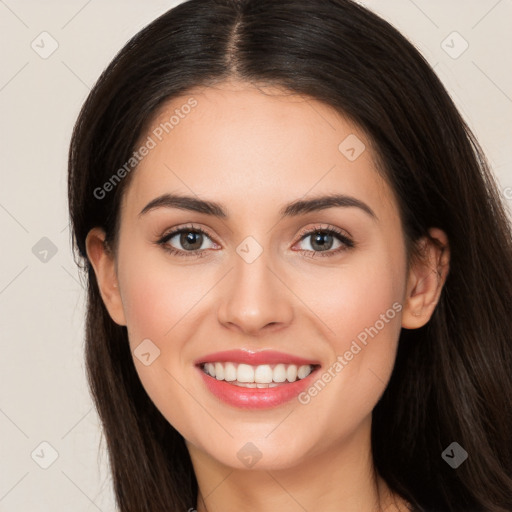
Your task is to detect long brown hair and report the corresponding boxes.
[67,1,512,510]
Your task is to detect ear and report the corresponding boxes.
[85,227,127,326]
[401,227,450,329]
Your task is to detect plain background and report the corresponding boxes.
[1,1,511,510]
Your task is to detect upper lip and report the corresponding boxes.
[195,349,320,366]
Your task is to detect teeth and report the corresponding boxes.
[201,362,314,384]
[224,362,237,381]
[297,365,311,379]
[205,363,215,376]
[215,362,224,380]
[230,381,281,388]
[273,364,287,383]
[254,364,273,383]
[236,381,257,388]
[237,363,254,383]
[286,365,297,382]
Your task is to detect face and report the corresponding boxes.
[87,79,447,472]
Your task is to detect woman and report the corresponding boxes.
[67,0,512,510]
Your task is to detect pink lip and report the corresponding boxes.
[195,349,319,366]
[197,368,320,409]
[195,350,321,409]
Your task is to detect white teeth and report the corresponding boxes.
[273,364,287,383]
[224,362,237,381]
[254,364,273,383]
[215,362,224,380]
[297,365,312,379]
[286,365,297,382]
[206,363,215,377]
[235,382,279,388]
[235,381,257,388]
[201,362,315,384]
[237,364,254,383]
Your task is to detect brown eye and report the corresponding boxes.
[176,230,205,251]
[294,225,355,258]
[156,225,217,257]
[303,231,337,251]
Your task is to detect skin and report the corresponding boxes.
[86,79,450,512]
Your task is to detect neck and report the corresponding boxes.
[188,416,409,512]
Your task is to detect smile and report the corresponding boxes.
[201,362,315,387]
[195,350,321,409]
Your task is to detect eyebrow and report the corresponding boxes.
[138,192,377,220]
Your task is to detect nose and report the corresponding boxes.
[216,245,295,336]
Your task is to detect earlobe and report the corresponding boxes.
[85,227,127,326]
[401,228,450,329]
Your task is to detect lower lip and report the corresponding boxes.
[197,366,319,409]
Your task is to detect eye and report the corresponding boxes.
[155,223,355,259]
[156,224,218,258]
[293,224,355,258]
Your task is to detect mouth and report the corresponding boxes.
[199,361,319,388]
[195,350,321,409]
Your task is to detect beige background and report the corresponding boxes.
[0,1,511,510]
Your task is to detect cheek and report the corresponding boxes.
[328,261,403,358]
[294,242,406,431]
[115,248,220,438]
[118,251,204,347]
[298,237,404,352]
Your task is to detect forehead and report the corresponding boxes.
[122,81,397,221]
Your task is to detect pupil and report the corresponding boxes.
[182,231,201,250]
[312,232,332,251]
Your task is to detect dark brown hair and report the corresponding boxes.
[67,1,512,510]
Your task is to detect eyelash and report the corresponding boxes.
[155,223,355,259]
